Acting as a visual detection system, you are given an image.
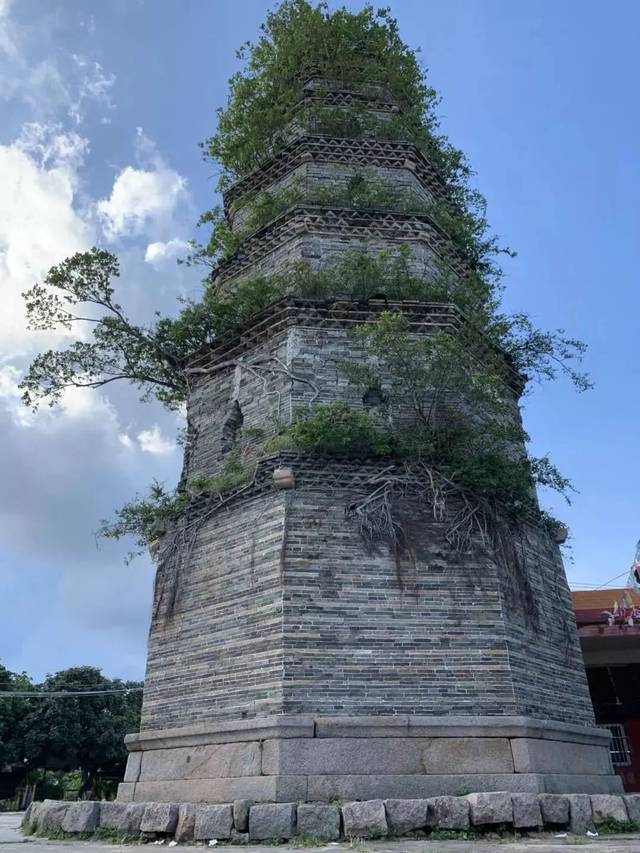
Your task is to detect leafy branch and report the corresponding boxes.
[20,249,218,411]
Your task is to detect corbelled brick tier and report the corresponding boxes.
[184,300,521,484]
[123,65,620,802]
[223,135,447,214]
[214,206,470,288]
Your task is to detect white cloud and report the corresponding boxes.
[145,238,190,266]
[0,0,17,59]
[137,424,176,455]
[96,166,186,240]
[96,128,189,242]
[0,361,125,444]
[119,432,134,450]
[67,54,115,126]
[16,121,89,174]
[0,363,35,427]
[0,126,93,354]
[0,3,116,126]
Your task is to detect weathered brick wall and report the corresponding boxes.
[217,227,443,290]
[281,486,517,716]
[230,162,434,231]
[186,333,291,483]
[140,491,288,730]
[498,524,594,725]
[141,457,594,730]
[278,479,594,724]
[185,316,519,484]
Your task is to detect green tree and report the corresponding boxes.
[22,666,142,798]
[20,249,217,412]
[0,665,33,770]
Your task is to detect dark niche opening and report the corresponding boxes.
[221,400,244,451]
[362,387,386,410]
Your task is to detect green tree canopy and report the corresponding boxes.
[20,666,142,797]
[0,665,33,770]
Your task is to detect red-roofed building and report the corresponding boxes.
[572,588,640,791]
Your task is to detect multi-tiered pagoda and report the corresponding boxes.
[119,68,619,802]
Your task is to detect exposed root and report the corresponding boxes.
[152,473,258,621]
[346,462,540,625]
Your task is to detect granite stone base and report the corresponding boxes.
[117,715,622,803]
[27,792,640,843]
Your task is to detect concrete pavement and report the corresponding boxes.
[0,814,25,844]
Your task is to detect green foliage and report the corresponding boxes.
[493,311,592,393]
[100,453,251,553]
[341,312,574,515]
[10,666,142,800]
[428,828,476,840]
[35,828,93,841]
[191,172,433,268]
[195,171,432,266]
[0,665,33,769]
[289,837,329,849]
[203,0,509,286]
[99,480,190,556]
[203,246,492,333]
[20,248,218,411]
[269,402,395,457]
[596,818,640,835]
[186,450,250,494]
[206,1,436,179]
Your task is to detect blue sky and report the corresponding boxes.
[1,0,638,682]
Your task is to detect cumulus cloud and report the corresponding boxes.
[0,124,93,354]
[137,424,177,455]
[145,238,190,266]
[0,6,193,682]
[96,165,187,240]
[96,130,188,242]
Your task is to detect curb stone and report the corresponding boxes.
[23,790,640,842]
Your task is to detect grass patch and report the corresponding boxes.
[347,840,373,853]
[33,828,92,841]
[595,818,640,835]
[93,826,139,843]
[428,828,476,840]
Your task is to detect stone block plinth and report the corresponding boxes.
[118,714,621,803]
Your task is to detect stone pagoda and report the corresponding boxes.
[118,72,620,803]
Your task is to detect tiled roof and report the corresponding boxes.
[572,587,640,612]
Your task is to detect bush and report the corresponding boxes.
[286,402,395,457]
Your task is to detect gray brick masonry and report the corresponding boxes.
[126,69,613,805]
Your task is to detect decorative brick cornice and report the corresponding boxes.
[224,135,446,212]
[214,205,470,287]
[185,297,524,394]
[187,297,461,371]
